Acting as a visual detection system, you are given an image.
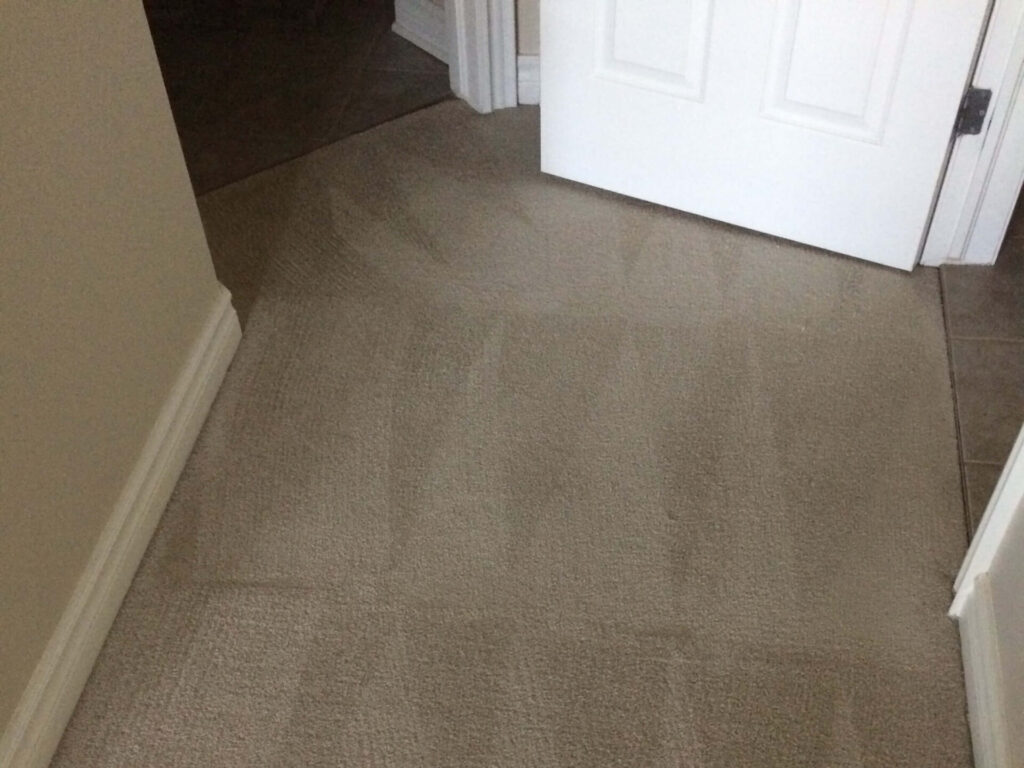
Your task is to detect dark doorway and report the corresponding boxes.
[144,0,451,193]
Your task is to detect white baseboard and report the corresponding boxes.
[0,288,241,768]
[393,0,448,64]
[957,574,1012,768]
[517,54,540,105]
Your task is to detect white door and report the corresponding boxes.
[541,0,991,270]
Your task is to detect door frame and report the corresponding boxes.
[951,423,1024,618]
[923,0,1024,266]
[393,0,517,113]
[949,423,1024,768]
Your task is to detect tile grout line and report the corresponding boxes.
[938,267,974,543]
[340,22,454,138]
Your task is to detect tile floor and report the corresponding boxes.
[144,0,451,194]
[940,199,1024,535]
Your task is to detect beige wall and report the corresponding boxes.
[517,0,539,55]
[0,1,223,729]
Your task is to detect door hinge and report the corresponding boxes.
[955,86,992,136]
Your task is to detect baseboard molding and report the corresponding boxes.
[393,0,448,64]
[957,574,1013,768]
[517,54,540,105]
[0,288,241,768]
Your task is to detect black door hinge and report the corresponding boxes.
[955,86,993,136]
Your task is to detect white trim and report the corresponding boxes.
[488,0,518,110]
[951,423,1024,616]
[0,289,241,768]
[393,0,517,114]
[393,0,449,64]
[956,575,1013,768]
[964,55,1024,263]
[922,0,1024,266]
[447,0,493,112]
[517,54,540,105]
[950,425,1024,768]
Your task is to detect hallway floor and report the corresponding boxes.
[940,219,1024,535]
[146,0,451,194]
[53,102,975,767]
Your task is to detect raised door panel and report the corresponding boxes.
[762,0,916,142]
[595,0,714,100]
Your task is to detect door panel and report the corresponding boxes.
[541,0,991,269]
[596,0,713,99]
[763,0,914,141]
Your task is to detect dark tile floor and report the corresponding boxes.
[145,0,451,194]
[941,199,1024,536]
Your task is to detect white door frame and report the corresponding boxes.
[951,423,1024,618]
[393,0,517,113]
[923,0,1024,266]
[949,423,1024,768]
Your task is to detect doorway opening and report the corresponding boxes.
[142,0,452,195]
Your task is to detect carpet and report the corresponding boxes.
[52,102,971,767]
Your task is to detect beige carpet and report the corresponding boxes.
[52,103,971,767]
